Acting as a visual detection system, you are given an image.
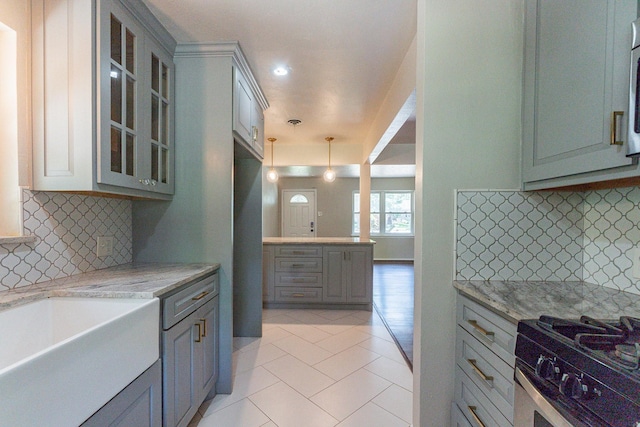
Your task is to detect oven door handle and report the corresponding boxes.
[515,367,578,427]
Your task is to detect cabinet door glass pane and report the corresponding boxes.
[111,127,122,173]
[126,76,135,129]
[111,65,122,124]
[161,148,168,183]
[162,101,168,145]
[110,15,122,64]
[126,133,135,176]
[125,29,135,73]
[151,55,159,93]
[151,144,158,181]
[151,95,159,141]
[162,63,168,98]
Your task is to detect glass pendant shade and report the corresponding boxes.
[323,167,336,182]
[267,168,279,183]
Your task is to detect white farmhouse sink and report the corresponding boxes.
[0,297,159,426]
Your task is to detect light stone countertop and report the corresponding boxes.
[454,280,640,324]
[0,263,220,310]
[263,237,375,245]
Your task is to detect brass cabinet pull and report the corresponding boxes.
[611,111,624,145]
[200,318,207,337]
[291,293,305,297]
[467,406,487,427]
[466,319,495,339]
[192,291,209,301]
[291,263,305,268]
[467,359,494,384]
[194,323,202,343]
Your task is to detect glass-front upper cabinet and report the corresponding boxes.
[146,38,174,194]
[98,0,174,195]
[31,0,175,198]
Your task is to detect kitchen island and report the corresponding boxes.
[263,237,375,310]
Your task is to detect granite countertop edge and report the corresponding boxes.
[453,280,640,324]
[0,262,220,310]
[263,237,375,245]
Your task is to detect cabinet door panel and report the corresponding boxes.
[99,1,146,190]
[323,248,347,302]
[196,297,218,399]
[522,0,636,184]
[346,248,372,303]
[234,68,253,144]
[162,320,196,427]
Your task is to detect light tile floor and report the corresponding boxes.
[188,308,413,427]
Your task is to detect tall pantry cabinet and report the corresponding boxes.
[133,42,268,395]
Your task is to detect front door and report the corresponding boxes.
[282,189,317,237]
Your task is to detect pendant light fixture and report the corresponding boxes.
[323,136,336,183]
[266,137,279,183]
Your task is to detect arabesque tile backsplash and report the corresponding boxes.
[0,190,132,290]
[457,188,640,295]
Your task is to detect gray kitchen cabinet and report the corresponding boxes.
[263,242,373,309]
[522,0,637,190]
[82,359,162,427]
[161,273,219,427]
[233,66,265,159]
[453,294,516,427]
[263,246,274,302]
[323,246,373,304]
[32,0,176,199]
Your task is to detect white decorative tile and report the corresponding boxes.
[0,190,132,290]
[372,384,413,424]
[197,399,270,427]
[263,354,335,397]
[336,402,409,427]
[313,345,380,381]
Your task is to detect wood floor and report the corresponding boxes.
[373,262,414,369]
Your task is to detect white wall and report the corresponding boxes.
[414,1,523,425]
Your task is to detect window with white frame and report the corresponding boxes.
[353,191,414,236]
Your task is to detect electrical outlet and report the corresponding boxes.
[633,247,640,279]
[96,236,114,257]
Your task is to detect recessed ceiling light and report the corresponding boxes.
[273,66,289,76]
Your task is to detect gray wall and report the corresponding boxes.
[268,175,414,260]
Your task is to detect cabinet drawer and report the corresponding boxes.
[457,295,516,367]
[454,366,511,427]
[275,287,323,303]
[275,257,322,273]
[275,272,323,287]
[274,246,322,257]
[451,402,473,427]
[456,326,514,424]
[162,273,218,330]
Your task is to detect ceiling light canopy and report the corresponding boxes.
[323,136,336,183]
[266,137,279,183]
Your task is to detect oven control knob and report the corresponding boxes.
[535,355,560,380]
[560,373,591,400]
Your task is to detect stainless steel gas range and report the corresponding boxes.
[515,315,640,427]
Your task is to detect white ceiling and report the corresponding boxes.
[143,0,417,174]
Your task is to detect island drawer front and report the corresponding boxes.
[274,246,322,257]
[457,295,516,367]
[275,272,323,287]
[162,273,218,330]
[275,287,323,302]
[275,257,323,273]
[456,326,514,424]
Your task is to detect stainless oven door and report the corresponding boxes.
[514,363,607,427]
[628,19,640,157]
